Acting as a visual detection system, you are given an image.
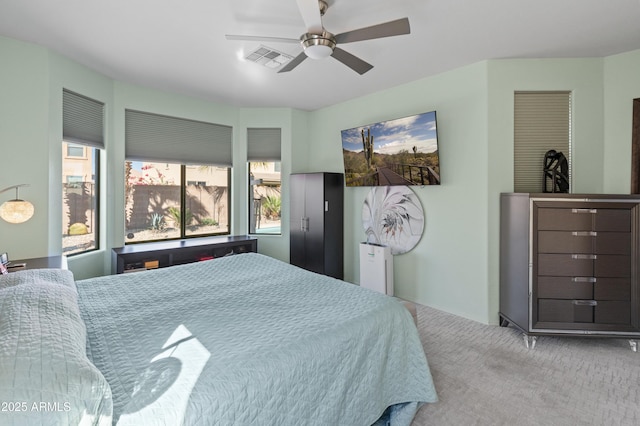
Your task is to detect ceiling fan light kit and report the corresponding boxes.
[301,32,336,59]
[226,0,410,74]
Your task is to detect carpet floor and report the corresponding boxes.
[410,304,640,426]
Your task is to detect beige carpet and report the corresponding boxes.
[410,304,640,426]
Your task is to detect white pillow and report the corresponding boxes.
[0,268,77,291]
[0,279,112,426]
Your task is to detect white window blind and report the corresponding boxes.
[125,109,233,166]
[63,89,105,148]
[514,91,571,193]
[247,128,281,161]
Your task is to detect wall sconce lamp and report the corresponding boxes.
[0,184,35,224]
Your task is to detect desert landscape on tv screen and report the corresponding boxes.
[341,111,440,187]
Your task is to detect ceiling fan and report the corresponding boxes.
[225,0,410,75]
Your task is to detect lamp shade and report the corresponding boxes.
[0,199,35,224]
[0,184,34,224]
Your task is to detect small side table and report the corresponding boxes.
[8,255,68,272]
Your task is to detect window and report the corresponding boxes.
[247,128,281,235]
[124,109,233,244]
[66,145,85,157]
[514,91,571,193]
[125,161,230,243]
[62,89,103,256]
[66,175,83,185]
[249,162,281,234]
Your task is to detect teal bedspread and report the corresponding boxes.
[76,253,436,425]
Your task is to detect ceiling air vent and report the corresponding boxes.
[245,45,293,70]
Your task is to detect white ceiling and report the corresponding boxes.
[2,0,640,111]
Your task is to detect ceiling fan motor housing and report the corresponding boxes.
[301,31,336,59]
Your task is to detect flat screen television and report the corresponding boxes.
[341,110,440,187]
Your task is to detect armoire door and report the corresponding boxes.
[289,173,307,270]
[302,173,326,274]
[289,172,344,278]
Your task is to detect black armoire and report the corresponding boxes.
[290,172,344,279]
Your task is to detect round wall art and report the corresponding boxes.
[362,186,424,255]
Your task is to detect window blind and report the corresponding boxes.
[125,109,233,166]
[247,128,281,162]
[63,89,105,148]
[514,91,571,193]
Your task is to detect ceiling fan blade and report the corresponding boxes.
[296,0,324,33]
[278,52,308,73]
[331,47,373,75]
[225,34,300,44]
[334,17,410,44]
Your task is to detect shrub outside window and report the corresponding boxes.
[125,161,230,243]
[249,162,281,235]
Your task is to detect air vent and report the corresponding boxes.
[245,45,294,69]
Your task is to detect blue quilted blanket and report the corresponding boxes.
[76,253,436,425]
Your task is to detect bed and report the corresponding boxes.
[0,252,437,425]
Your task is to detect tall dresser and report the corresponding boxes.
[499,193,640,351]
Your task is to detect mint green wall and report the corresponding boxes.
[0,37,49,260]
[486,58,606,323]
[309,57,615,324]
[237,107,295,263]
[308,62,492,322]
[109,84,295,271]
[47,50,114,279]
[3,34,639,323]
[603,49,640,193]
[488,58,606,194]
[0,36,295,279]
[111,81,239,247]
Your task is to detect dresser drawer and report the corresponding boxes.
[538,254,630,277]
[594,232,631,255]
[538,299,631,325]
[538,254,593,276]
[536,276,630,300]
[537,208,592,231]
[594,278,631,300]
[595,301,631,324]
[594,255,631,277]
[537,276,593,299]
[537,231,593,254]
[538,231,630,255]
[537,207,631,232]
[594,209,631,232]
[538,299,594,323]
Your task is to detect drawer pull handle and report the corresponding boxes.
[572,300,597,306]
[572,277,597,283]
[572,208,597,214]
[572,254,597,260]
[571,231,597,237]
